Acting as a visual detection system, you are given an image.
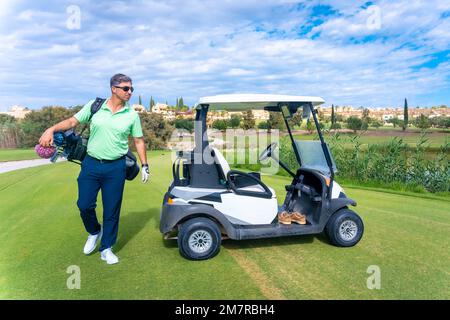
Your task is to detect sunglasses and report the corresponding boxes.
[114,85,134,93]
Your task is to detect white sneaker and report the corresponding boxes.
[83,227,102,255]
[100,248,119,265]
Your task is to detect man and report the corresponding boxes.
[39,73,149,265]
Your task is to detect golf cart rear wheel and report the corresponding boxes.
[178,217,221,260]
[325,208,364,247]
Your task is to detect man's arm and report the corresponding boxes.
[39,116,80,147]
[133,137,148,166]
[134,137,149,183]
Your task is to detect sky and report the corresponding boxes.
[0,0,449,110]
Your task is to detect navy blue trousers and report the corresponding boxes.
[77,154,126,252]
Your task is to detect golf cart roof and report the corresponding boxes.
[196,94,325,111]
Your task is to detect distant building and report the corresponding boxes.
[152,103,169,114]
[252,109,270,121]
[319,105,450,122]
[176,110,194,119]
[132,104,146,113]
[150,103,176,120]
[0,105,31,119]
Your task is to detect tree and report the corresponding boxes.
[430,116,450,128]
[306,118,313,134]
[173,118,194,133]
[241,109,255,130]
[371,119,383,129]
[414,114,431,130]
[257,121,269,130]
[346,116,364,133]
[212,119,228,131]
[138,112,174,150]
[388,117,403,128]
[330,122,341,130]
[178,97,184,110]
[403,98,408,131]
[0,114,16,125]
[359,108,370,131]
[317,108,325,122]
[361,120,369,131]
[20,106,76,147]
[138,95,142,106]
[362,108,370,122]
[149,96,155,111]
[289,111,303,128]
[267,112,284,132]
[228,114,241,128]
[330,105,340,130]
[0,114,21,148]
[331,104,335,126]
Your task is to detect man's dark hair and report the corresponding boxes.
[110,74,132,87]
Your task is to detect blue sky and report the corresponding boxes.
[0,0,449,110]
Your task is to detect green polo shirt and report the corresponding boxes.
[74,99,143,160]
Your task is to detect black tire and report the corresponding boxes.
[325,208,364,247]
[177,217,221,260]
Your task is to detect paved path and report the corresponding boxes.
[0,158,66,174]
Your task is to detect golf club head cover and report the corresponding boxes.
[35,144,56,159]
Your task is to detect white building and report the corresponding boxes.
[0,105,31,119]
[132,104,146,113]
[152,103,169,113]
[252,109,270,120]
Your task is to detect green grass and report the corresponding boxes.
[0,148,39,162]
[293,130,448,149]
[0,151,449,299]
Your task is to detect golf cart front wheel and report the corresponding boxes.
[178,217,221,260]
[325,209,364,247]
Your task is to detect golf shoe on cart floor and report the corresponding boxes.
[160,94,364,260]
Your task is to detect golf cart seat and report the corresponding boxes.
[212,147,276,198]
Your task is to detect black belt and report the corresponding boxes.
[87,154,125,163]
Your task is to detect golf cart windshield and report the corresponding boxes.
[294,140,337,176]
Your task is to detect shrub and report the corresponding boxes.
[346,116,364,133]
[20,106,77,147]
[212,119,228,131]
[257,121,269,130]
[0,114,21,148]
[330,122,342,130]
[328,133,449,193]
[139,113,174,150]
[173,118,194,133]
[228,115,242,128]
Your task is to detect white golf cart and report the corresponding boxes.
[160,94,364,260]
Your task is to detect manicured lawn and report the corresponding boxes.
[0,148,39,162]
[0,151,449,299]
[293,130,449,149]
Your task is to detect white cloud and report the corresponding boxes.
[0,0,448,110]
[226,68,255,76]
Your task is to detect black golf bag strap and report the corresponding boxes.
[79,97,106,136]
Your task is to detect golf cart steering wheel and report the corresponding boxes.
[259,142,278,161]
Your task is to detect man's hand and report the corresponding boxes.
[39,128,54,147]
[142,164,150,183]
